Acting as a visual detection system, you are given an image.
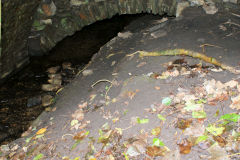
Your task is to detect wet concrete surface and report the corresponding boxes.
[1,6,240,160]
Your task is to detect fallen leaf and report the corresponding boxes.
[153,138,165,147]
[207,143,230,160]
[157,114,166,121]
[72,109,84,121]
[78,102,88,109]
[137,62,146,68]
[192,111,207,119]
[220,113,240,122]
[151,127,161,136]
[136,117,149,124]
[213,136,227,147]
[162,97,172,106]
[127,91,136,99]
[206,125,225,136]
[33,153,44,160]
[71,120,79,126]
[73,130,89,141]
[184,122,205,137]
[146,146,167,157]
[36,128,47,135]
[230,94,240,110]
[176,118,192,130]
[178,139,192,154]
[224,80,238,88]
[155,86,160,90]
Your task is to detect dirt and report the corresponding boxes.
[1,6,240,160]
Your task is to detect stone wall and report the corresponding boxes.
[28,0,177,56]
[1,0,240,81]
[1,0,40,80]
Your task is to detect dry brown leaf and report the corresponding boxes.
[184,122,205,137]
[146,146,167,157]
[73,130,88,141]
[137,62,147,68]
[127,91,136,100]
[208,143,230,160]
[155,86,160,90]
[78,102,88,109]
[213,136,227,147]
[178,139,192,154]
[151,127,161,136]
[176,118,192,130]
[72,109,84,121]
[224,80,238,88]
[230,94,240,110]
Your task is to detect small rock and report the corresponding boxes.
[62,62,72,70]
[48,73,62,79]
[48,79,62,85]
[118,31,132,39]
[27,96,42,107]
[40,19,52,25]
[42,95,53,107]
[0,132,8,143]
[151,30,167,38]
[47,66,60,74]
[41,84,61,91]
[176,2,190,17]
[82,69,93,76]
[203,1,218,15]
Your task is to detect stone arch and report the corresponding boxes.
[29,0,177,55]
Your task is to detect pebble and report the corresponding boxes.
[42,95,53,107]
[48,79,62,85]
[41,84,61,91]
[62,62,72,70]
[151,29,167,38]
[46,66,60,74]
[118,31,132,39]
[27,96,42,107]
[82,69,93,76]
[48,73,62,79]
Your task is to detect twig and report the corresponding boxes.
[224,20,240,27]
[134,49,240,74]
[200,43,222,54]
[62,134,74,139]
[91,79,112,88]
[77,61,92,75]
[228,152,240,157]
[231,12,240,18]
[91,79,113,100]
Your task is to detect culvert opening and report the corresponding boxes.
[0,13,169,144]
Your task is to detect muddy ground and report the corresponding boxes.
[1,6,240,160]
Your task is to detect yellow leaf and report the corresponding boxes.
[36,128,47,135]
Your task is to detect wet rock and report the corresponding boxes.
[48,73,62,79]
[62,62,72,70]
[0,131,8,142]
[46,66,60,74]
[151,30,167,38]
[40,19,52,25]
[203,1,218,15]
[82,69,93,76]
[176,2,190,17]
[42,95,53,107]
[48,79,62,85]
[223,0,238,4]
[41,84,61,91]
[118,31,132,39]
[27,96,42,107]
